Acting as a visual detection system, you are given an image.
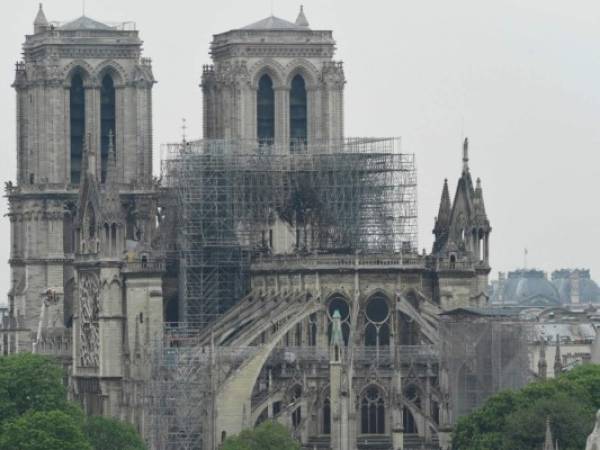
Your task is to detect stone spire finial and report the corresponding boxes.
[543,417,555,450]
[474,177,487,217]
[34,4,49,34]
[295,5,310,28]
[462,137,469,173]
[554,334,563,375]
[434,179,451,234]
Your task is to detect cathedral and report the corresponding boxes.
[3,5,494,450]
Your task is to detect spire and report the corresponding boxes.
[554,334,563,375]
[434,179,451,234]
[295,5,310,28]
[543,417,555,450]
[462,137,469,173]
[34,4,49,34]
[538,336,547,379]
[474,177,487,217]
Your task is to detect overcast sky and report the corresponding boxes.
[0,0,599,300]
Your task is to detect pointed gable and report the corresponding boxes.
[61,16,113,31]
[242,15,305,30]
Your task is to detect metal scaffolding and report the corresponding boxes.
[145,326,263,450]
[160,138,417,326]
[439,313,532,423]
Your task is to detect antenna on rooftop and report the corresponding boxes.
[82,0,86,16]
[524,248,528,269]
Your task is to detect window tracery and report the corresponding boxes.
[79,271,100,367]
[360,386,385,434]
[364,295,390,347]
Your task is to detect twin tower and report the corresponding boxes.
[6,4,348,425]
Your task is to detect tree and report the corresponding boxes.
[452,364,600,450]
[84,416,147,450]
[221,421,301,450]
[0,353,70,424]
[0,410,92,450]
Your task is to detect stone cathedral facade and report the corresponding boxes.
[4,6,493,450]
[7,5,163,422]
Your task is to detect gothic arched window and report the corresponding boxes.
[100,74,116,183]
[403,406,417,433]
[322,397,331,434]
[289,74,307,147]
[257,74,274,144]
[364,295,390,347]
[360,386,385,434]
[70,73,85,183]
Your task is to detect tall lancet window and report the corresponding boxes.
[100,74,116,183]
[69,73,85,184]
[289,74,307,147]
[257,74,274,144]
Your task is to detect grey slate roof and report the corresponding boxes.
[242,15,307,30]
[552,272,600,304]
[441,306,519,317]
[60,16,113,31]
[492,270,562,306]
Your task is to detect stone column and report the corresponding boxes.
[114,84,125,183]
[274,87,290,147]
[84,81,101,176]
[306,86,318,144]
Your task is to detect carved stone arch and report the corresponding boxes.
[284,59,320,89]
[358,381,388,400]
[213,301,324,440]
[325,289,351,304]
[101,276,122,289]
[362,288,394,308]
[249,59,286,89]
[250,390,285,426]
[62,60,95,87]
[94,60,127,87]
[324,286,351,300]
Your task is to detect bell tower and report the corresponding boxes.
[8,4,158,358]
[202,6,345,146]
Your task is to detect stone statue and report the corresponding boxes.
[586,409,600,450]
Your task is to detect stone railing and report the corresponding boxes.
[251,253,426,272]
[122,260,165,274]
[266,345,438,366]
